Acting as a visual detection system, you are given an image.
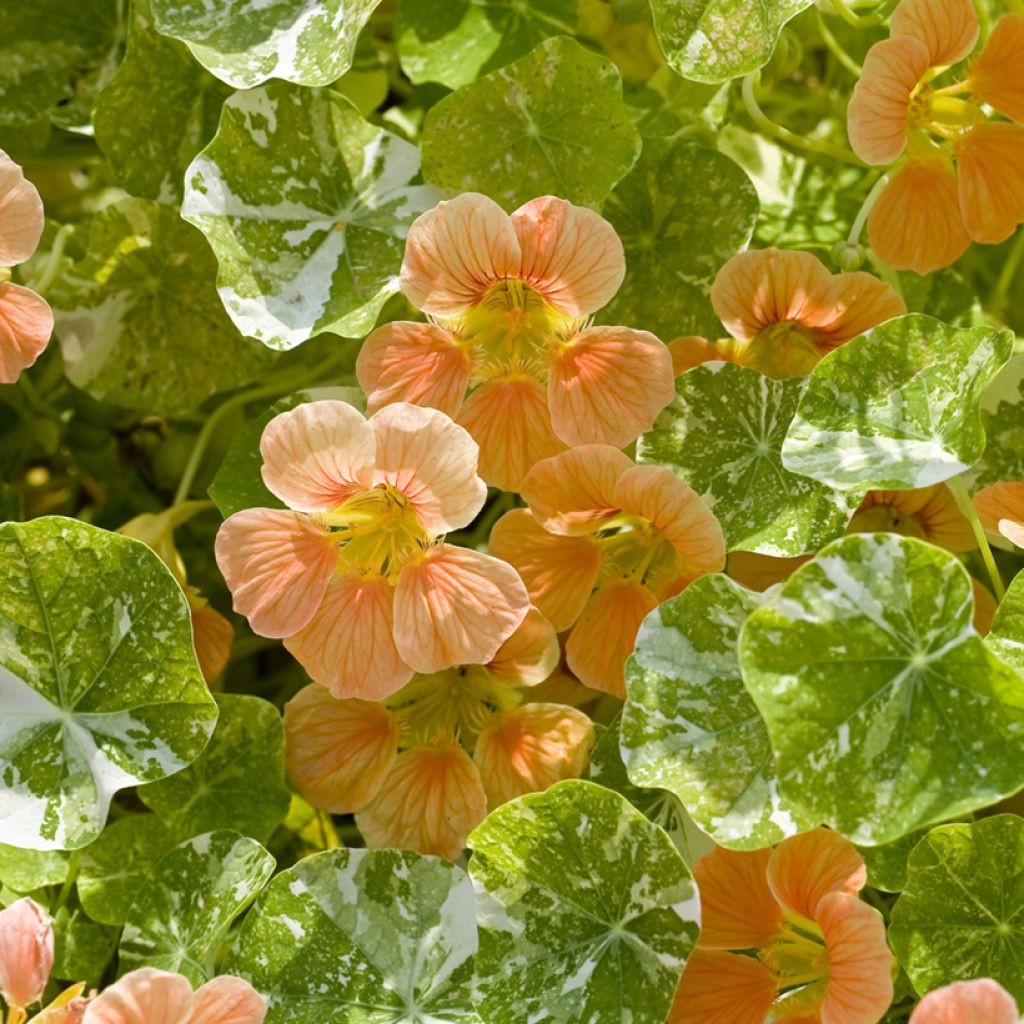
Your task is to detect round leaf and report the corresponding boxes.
[987,569,1024,672]
[0,845,69,893]
[970,354,1024,491]
[0,517,218,851]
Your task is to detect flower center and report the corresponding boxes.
[907,80,985,144]
[762,916,831,1014]
[742,321,823,379]
[848,503,927,540]
[595,515,679,590]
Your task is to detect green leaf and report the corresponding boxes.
[739,532,1024,846]
[889,815,1024,1002]
[469,779,698,1024]
[50,198,275,417]
[230,847,479,1022]
[987,569,1024,674]
[151,0,381,89]
[651,0,812,84]
[856,822,965,893]
[781,315,1014,491]
[52,909,118,986]
[623,574,808,849]
[396,0,576,90]
[93,1,231,202]
[182,82,440,351]
[119,830,274,985]
[0,517,218,851]
[0,845,69,893]
[78,815,174,926]
[640,364,861,555]
[139,694,290,844]
[421,37,640,211]
[600,139,756,341]
[970,354,1024,491]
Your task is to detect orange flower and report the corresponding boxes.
[0,897,53,1012]
[671,830,894,1024]
[974,480,1024,548]
[358,192,675,490]
[848,484,975,552]
[909,979,1020,1024]
[491,445,725,696]
[727,551,812,592]
[284,607,594,859]
[848,0,1024,273]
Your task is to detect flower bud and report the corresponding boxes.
[831,240,866,271]
[0,897,54,1009]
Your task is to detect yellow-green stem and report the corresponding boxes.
[950,477,1006,602]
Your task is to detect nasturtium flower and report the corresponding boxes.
[216,400,529,700]
[847,484,975,552]
[0,150,53,384]
[671,829,894,1024]
[0,897,53,1013]
[974,480,1024,548]
[284,607,594,859]
[667,247,905,380]
[357,192,675,490]
[490,444,725,696]
[909,979,1020,1024]
[848,0,1024,273]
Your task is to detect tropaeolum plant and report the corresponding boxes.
[6,0,1024,1021]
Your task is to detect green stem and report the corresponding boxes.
[26,223,73,297]
[18,372,62,421]
[822,0,896,27]
[950,477,1005,602]
[847,171,889,246]
[51,850,81,916]
[989,227,1024,317]
[817,11,863,76]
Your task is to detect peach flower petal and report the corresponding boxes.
[956,122,1024,245]
[0,282,54,384]
[668,950,778,1024]
[566,579,659,697]
[667,336,736,375]
[0,897,53,1009]
[189,976,267,1024]
[284,683,398,814]
[848,36,930,165]
[489,509,602,632]
[970,14,1024,124]
[401,192,521,317]
[510,196,625,316]
[692,847,784,951]
[260,401,375,513]
[909,979,1019,1024]
[521,444,633,536]
[187,591,233,684]
[370,402,487,534]
[974,480,1024,548]
[457,376,567,492]
[851,485,975,552]
[474,703,595,807]
[867,157,971,274]
[486,605,561,686]
[284,574,413,700]
[356,743,488,859]
[394,544,529,673]
[973,578,997,636]
[811,272,908,348]
[215,509,337,639]
[81,968,193,1024]
[766,828,867,922]
[727,551,811,592]
[890,0,978,65]
[0,151,45,266]
[548,326,675,448]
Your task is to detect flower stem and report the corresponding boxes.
[817,11,863,76]
[823,0,897,28]
[847,171,889,246]
[26,223,73,297]
[950,477,1006,602]
[989,227,1024,319]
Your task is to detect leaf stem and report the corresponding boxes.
[817,11,863,76]
[822,0,897,28]
[847,171,889,246]
[989,228,1024,319]
[26,224,73,298]
[50,850,80,917]
[950,477,1005,602]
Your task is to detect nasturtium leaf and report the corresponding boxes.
[52,909,118,987]
[396,0,576,90]
[150,0,381,90]
[856,821,965,894]
[986,569,1024,671]
[889,815,1024,1002]
[0,845,68,893]
[78,815,174,926]
[469,779,698,1024]
[650,0,811,84]
[639,364,861,555]
[119,830,274,985]
[230,847,478,1022]
[182,82,440,351]
[50,198,275,417]
[782,315,1014,491]
[900,268,983,328]
[0,517,217,852]
[93,0,231,202]
[622,574,807,849]
[970,354,1024,491]
[421,36,640,211]
[139,694,290,844]
[599,140,757,341]
[739,533,1024,846]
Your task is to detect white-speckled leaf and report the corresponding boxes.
[640,363,861,555]
[986,569,1024,672]
[182,82,441,350]
[119,830,274,985]
[969,353,1024,491]
[421,36,640,211]
[229,847,479,1022]
[0,517,217,852]
[739,533,1024,846]
[469,779,698,1024]
[622,574,808,850]
[889,815,1024,1002]
[0,844,69,893]
[151,0,381,89]
[782,315,1014,491]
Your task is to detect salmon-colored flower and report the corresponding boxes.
[848,0,1024,273]
[0,897,53,1011]
[491,445,725,696]
[357,193,675,490]
[974,480,1024,548]
[668,249,905,380]
[671,830,894,1024]
[0,150,52,384]
[284,607,594,858]
[727,551,812,592]
[909,979,1019,1024]
[34,985,89,1024]
[848,484,975,552]
[216,400,528,700]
